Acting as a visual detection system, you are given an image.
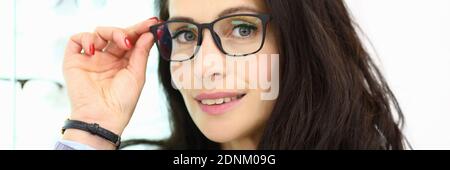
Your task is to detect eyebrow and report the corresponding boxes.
[169,6,262,22]
[218,6,261,18]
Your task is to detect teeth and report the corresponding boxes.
[224,97,231,103]
[200,97,234,105]
[215,98,224,104]
[206,99,216,105]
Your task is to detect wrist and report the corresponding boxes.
[69,110,127,135]
[62,128,116,150]
[61,119,123,150]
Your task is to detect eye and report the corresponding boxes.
[173,30,197,44]
[231,24,257,38]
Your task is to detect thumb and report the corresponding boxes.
[127,32,155,81]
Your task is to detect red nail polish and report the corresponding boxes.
[149,17,159,22]
[124,37,132,48]
[89,44,95,55]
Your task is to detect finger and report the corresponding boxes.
[67,32,96,56]
[125,17,159,42]
[63,33,91,76]
[104,17,159,57]
[94,26,131,51]
[81,33,106,56]
[127,32,155,81]
[102,41,126,57]
[65,33,84,56]
[91,33,109,53]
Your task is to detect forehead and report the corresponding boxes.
[168,0,267,23]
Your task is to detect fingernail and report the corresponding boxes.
[89,44,95,55]
[124,37,132,48]
[149,17,159,22]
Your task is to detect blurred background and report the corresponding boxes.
[0,0,449,149]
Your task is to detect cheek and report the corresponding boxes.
[169,63,182,89]
[261,24,279,55]
[179,90,197,114]
[170,61,196,90]
[256,28,280,100]
[169,62,197,113]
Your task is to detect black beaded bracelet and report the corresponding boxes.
[61,119,121,149]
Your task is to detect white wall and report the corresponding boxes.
[346,0,450,149]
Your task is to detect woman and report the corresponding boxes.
[58,0,406,150]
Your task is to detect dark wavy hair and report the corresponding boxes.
[121,0,407,150]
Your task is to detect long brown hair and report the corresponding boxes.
[121,0,407,150]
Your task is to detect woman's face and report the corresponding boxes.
[168,0,279,148]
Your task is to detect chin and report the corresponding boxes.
[195,117,242,143]
[203,132,234,143]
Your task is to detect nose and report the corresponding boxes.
[193,29,226,83]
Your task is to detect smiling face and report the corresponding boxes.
[167,0,279,148]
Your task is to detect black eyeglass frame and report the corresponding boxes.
[150,13,271,62]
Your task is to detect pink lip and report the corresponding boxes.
[195,92,246,115]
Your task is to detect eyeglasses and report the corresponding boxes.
[150,14,271,62]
